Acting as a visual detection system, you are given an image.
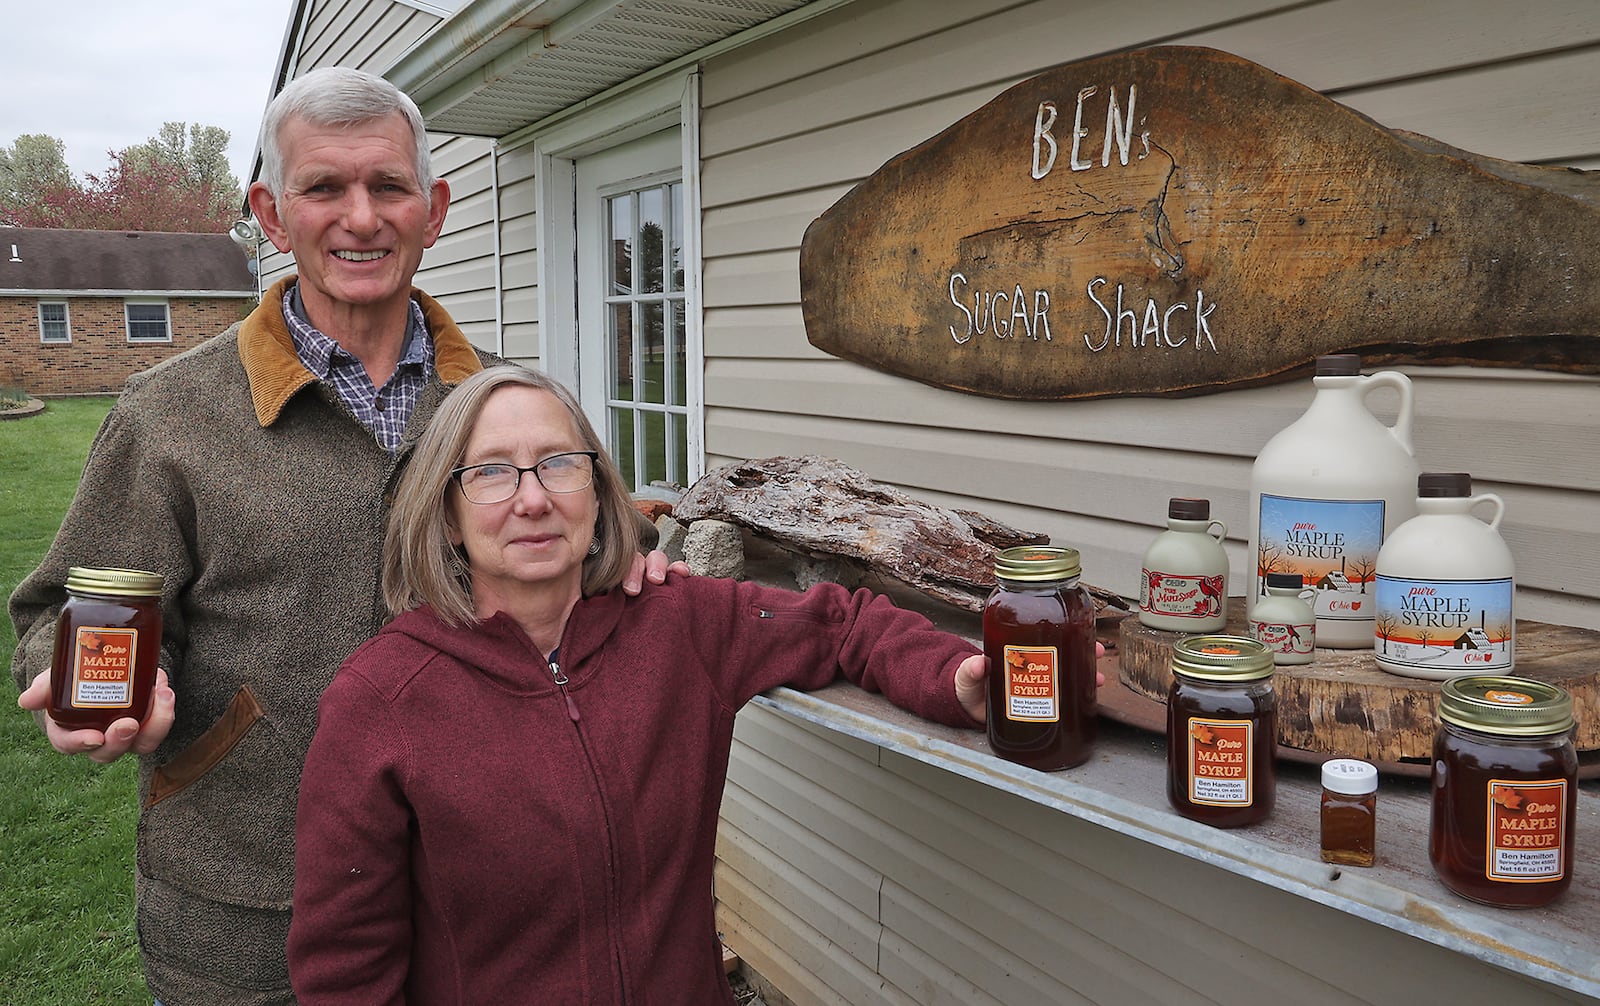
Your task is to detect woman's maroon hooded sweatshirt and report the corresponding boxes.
[289,575,980,1004]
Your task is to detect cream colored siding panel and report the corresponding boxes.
[703,250,800,307]
[1181,0,1600,92]
[701,189,843,258]
[703,305,822,359]
[715,818,880,966]
[1331,49,1600,163]
[718,786,882,921]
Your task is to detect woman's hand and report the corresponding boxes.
[955,643,1108,727]
[18,666,175,764]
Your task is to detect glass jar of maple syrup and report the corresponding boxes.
[983,545,1097,771]
[49,567,164,731]
[1429,675,1577,908]
[1167,635,1276,827]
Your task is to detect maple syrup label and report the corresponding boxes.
[1256,494,1383,623]
[1249,619,1315,655]
[70,626,139,709]
[1001,645,1059,722]
[1140,570,1226,619]
[1485,779,1566,882]
[1374,576,1514,672]
[1186,717,1253,806]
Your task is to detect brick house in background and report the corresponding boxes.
[0,228,256,396]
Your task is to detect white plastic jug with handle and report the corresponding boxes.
[1374,473,1515,678]
[1247,355,1421,648]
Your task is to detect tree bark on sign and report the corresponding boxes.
[675,455,1121,614]
[800,45,1600,400]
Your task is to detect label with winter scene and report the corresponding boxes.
[1486,779,1566,882]
[1140,570,1226,619]
[1256,494,1384,623]
[1374,576,1514,673]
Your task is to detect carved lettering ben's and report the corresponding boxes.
[799,46,1600,399]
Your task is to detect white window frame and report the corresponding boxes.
[125,300,172,343]
[38,301,71,344]
[530,68,704,488]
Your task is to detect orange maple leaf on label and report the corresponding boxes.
[1492,786,1525,812]
[1006,650,1026,669]
[1190,723,1216,745]
[81,631,103,651]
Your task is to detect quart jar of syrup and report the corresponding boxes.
[49,567,164,731]
[1429,675,1577,908]
[983,545,1097,771]
[1167,635,1276,827]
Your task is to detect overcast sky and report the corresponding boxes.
[4,0,293,188]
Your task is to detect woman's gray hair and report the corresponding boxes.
[383,365,642,625]
[258,66,434,202]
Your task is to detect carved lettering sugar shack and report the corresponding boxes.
[799,46,1600,399]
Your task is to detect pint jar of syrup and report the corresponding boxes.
[1167,635,1276,827]
[49,567,164,731]
[1429,675,1577,908]
[983,545,1097,771]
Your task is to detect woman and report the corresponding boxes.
[288,365,991,1004]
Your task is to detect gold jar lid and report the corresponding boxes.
[65,566,164,598]
[1171,635,1275,682]
[1439,675,1574,737]
[994,545,1081,582]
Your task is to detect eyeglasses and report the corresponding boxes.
[450,451,599,504]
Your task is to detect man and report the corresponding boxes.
[10,66,672,1004]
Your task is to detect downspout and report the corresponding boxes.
[491,138,504,357]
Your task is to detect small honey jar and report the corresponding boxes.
[1166,635,1276,828]
[1320,758,1377,867]
[1429,675,1577,908]
[49,567,164,731]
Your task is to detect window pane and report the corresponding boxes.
[669,182,684,292]
[670,413,687,487]
[641,303,664,404]
[608,194,632,293]
[127,303,169,341]
[641,409,666,488]
[40,303,69,342]
[609,407,635,491]
[610,303,634,403]
[639,187,665,294]
[670,300,686,407]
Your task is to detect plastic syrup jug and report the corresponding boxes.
[1374,473,1514,679]
[1247,355,1420,648]
[1139,497,1229,632]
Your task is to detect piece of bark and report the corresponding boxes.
[676,455,1122,614]
[1119,600,1600,761]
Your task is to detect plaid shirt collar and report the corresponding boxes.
[282,286,434,451]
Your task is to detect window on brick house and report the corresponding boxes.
[125,301,172,343]
[39,302,70,344]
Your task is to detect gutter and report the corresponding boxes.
[386,0,617,118]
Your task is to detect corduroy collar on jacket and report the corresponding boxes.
[238,274,486,427]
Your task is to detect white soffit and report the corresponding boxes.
[387,0,820,137]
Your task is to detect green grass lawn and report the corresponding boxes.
[0,397,149,1004]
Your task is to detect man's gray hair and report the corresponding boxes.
[258,66,434,200]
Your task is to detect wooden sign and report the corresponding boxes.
[799,46,1600,399]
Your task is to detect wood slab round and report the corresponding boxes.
[1119,599,1600,762]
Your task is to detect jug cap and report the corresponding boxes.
[1167,497,1210,521]
[1265,572,1304,590]
[1418,472,1472,498]
[1315,354,1361,376]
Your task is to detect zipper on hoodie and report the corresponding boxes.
[547,651,631,1001]
[752,605,838,624]
[548,659,581,722]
